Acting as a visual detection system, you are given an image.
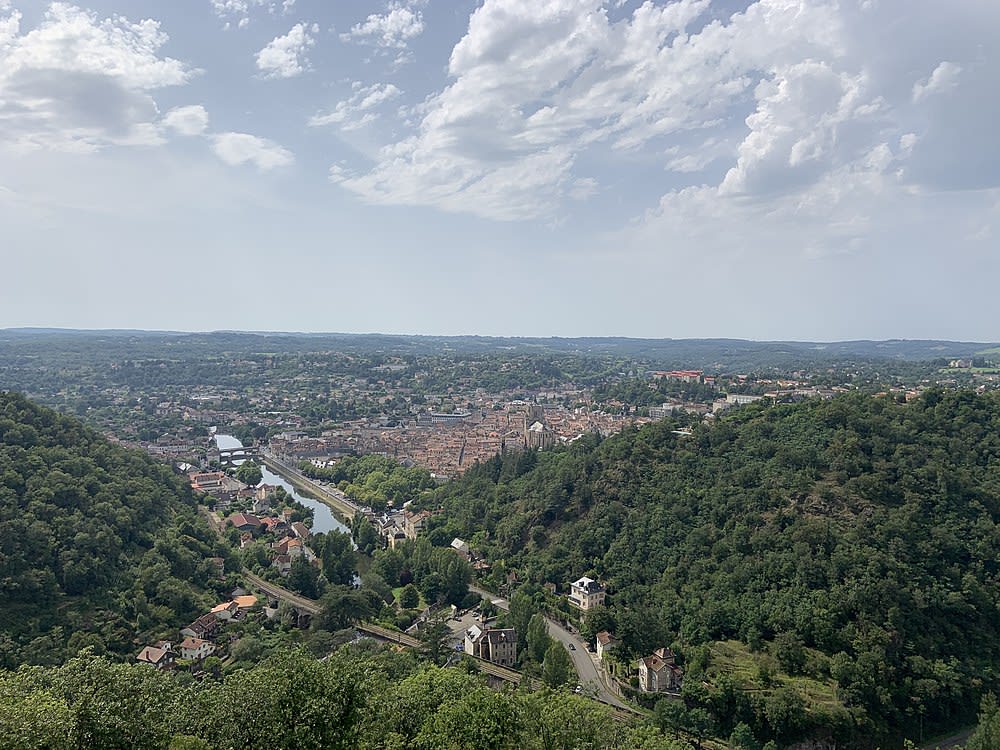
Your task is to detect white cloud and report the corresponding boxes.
[912,61,961,102]
[0,3,194,152]
[210,0,294,29]
[162,104,209,136]
[341,1,424,50]
[719,61,882,196]
[331,0,1000,223]
[256,22,318,79]
[309,81,401,130]
[211,132,294,171]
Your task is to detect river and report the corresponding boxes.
[213,433,350,536]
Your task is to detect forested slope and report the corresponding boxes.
[430,390,1000,745]
[0,392,228,666]
[0,648,689,750]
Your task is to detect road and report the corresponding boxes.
[469,584,629,709]
[546,617,630,709]
[921,726,975,750]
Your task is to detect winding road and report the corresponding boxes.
[469,584,631,710]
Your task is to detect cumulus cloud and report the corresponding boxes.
[162,104,209,136]
[329,0,1000,223]
[309,81,401,130]
[341,1,424,50]
[0,2,194,152]
[210,0,294,29]
[256,22,319,79]
[211,132,294,170]
[912,61,961,102]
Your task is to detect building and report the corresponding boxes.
[464,625,518,667]
[595,630,618,660]
[136,643,175,670]
[637,647,683,692]
[178,636,215,661]
[403,509,432,540]
[181,613,220,640]
[569,576,606,611]
[725,393,764,406]
[648,403,678,420]
[210,601,239,621]
[525,420,556,450]
[652,370,703,383]
[450,537,471,560]
[228,512,262,532]
[233,594,259,612]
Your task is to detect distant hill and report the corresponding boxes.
[427,388,1000,747]
[0,392,229,666]
[1,328,994,369]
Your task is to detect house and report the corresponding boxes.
[228,512,262,532]
[233,595,259,612]
[272,554,292,575]
[290,521,311,540]
[189,471,225,493]
[403,509,432,540]
[178,636,215,661]
[596,631,618,660]
[181,614,220,640]
[637,648,683,692]
[569,576,606,611]
[464,625,518,668]
[260,516,287,534]
[210,601,239,621]
[136,643,175,670]
[450,538,471,560]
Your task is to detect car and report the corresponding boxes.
[566,642,576,651]
[574,685,583,694]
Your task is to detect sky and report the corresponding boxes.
[0,0,998,341]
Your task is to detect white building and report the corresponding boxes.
[569,576,606,611]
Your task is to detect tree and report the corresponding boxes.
[316,586,375,631]
[419,615,453,666]
[399,583,420,609]
[235,461,262,487]
[315,530,356,586]
[508,590,537,654]
[287,556,321,599]
[541,642,572,688]
[526,614,550,664]
[967,694,1000,750]
[773,632,806,675]
[654,699,688,738]
[729,722,760,750]
[685,707,716,750]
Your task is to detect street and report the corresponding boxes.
[469,584,628,709]
[545,617,629,709]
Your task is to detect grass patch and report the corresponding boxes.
[706,640,846,711]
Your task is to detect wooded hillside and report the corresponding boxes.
[0,392,228,666]
[428,390,1000,746]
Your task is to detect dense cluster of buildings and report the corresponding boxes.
[268,402,641,479]
[136,594,260,670]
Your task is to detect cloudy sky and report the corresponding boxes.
[1,0,997,340]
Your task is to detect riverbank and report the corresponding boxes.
[260,455,360,523]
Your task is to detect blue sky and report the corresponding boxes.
[1,0,998,340]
